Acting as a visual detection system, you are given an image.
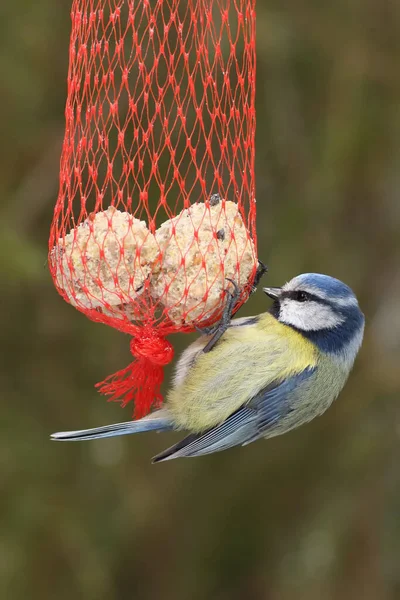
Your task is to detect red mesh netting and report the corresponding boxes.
[49,0,257,418]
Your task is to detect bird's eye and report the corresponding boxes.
[295,291,309,302]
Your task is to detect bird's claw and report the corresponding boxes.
[251,260,268,293]
[198,278,241,353]
[197,261,267,352]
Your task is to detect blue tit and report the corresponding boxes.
[51,273,365,462]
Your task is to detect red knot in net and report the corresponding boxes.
[130,333,174,366]
[96,332,174,419]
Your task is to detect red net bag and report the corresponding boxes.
[49,0,257,418]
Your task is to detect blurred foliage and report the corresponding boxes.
[1,1,400,599]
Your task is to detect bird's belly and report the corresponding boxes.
[268,360,349,437]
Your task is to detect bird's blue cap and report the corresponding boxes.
[288,273,357,302]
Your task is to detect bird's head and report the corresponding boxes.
[264,273,365,360]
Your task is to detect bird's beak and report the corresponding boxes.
[263,287,282,300]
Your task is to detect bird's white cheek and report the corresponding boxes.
[280,300,344,331]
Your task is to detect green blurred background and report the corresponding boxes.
[1,1,400,599]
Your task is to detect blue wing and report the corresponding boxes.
[152,367,316,462]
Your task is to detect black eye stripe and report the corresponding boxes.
[282,290,331,305]
[268,290,348,322]
[295,291,308,302]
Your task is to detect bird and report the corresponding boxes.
[51,273,365,462]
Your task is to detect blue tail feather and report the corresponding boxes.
[51,410,173,442]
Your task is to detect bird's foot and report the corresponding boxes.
[251,260,268,293]
[197,279,240,353]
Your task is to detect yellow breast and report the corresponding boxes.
[167,313,318,433]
